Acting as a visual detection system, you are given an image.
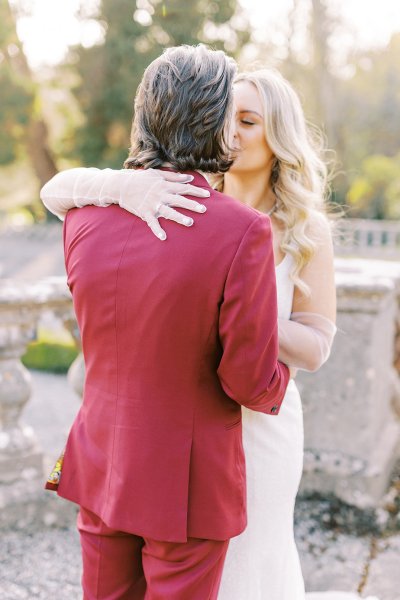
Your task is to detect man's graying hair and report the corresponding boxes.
[124,45,237,173]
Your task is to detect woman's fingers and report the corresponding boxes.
[158,204,194,226]
[158,171,194,183]
[145,214,167,241]
[143,195,207,239]
[166,194,207,213]
[167,182,210,198]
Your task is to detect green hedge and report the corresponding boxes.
[22,340,79,374]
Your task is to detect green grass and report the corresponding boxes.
[22,326,79,373]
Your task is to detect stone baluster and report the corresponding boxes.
[32,277,85,398]
[0,280,43,511]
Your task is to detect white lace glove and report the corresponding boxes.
[278,311,337,372]
[40,167,210,240]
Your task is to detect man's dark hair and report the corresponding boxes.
[124,44,236,173]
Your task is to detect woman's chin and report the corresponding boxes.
[228,160,245,174]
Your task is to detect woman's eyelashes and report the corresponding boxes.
[240,120,255,126]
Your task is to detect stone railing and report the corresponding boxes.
[334,218,400,258]
[0,277,78,522]
[1,261,400,519]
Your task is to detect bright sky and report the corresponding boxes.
[14,0,400,69]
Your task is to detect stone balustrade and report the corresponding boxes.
[0,277,78,520]
[1,260,400,519]
[0,281,42,497]
[335,218,400,258]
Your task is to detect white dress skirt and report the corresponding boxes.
[217,254,379,600]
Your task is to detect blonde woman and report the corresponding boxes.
[42,69,376,600]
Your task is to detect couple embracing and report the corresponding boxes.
[42,44,340,599]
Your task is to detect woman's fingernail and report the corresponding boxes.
[201,190,210,196]
[158,232,166,240]
[180,174,194,181]
[199,205,207,212]
[185,218,194,226]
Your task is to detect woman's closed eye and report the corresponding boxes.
[240,120,255,126]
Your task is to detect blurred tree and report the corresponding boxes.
[0,1,33,165]
[329,33,400,209]
[337,35,400,169]
[309,0,336,146]
[0,1,58,187]
[249,5,400,212]
[249,0,347,205]
[256,0,342,145]
[72,0,249,167]
[0,60,31,165]
[347,153,400,219]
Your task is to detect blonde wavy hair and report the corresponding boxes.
[214,68,331,296]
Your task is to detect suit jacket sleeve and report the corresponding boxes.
[217,214,290,415]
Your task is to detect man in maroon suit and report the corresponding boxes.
[56,44,290,599]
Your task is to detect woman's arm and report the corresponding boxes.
[40,167,210,240]
[278,215,337,372]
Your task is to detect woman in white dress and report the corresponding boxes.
[41,68,378,600]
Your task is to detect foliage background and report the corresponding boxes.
[0,0,399,221]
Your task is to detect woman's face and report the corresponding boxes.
[230,80,274,175]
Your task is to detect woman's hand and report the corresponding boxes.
[119,169,210,240]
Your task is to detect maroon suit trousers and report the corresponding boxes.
[78,507,229,599]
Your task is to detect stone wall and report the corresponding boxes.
[298,258,400,508]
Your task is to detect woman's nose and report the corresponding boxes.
[231,120,239,140]
[226,118,237,147]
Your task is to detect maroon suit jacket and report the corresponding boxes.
[57,171,290,542]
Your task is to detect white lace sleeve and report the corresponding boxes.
[40,168,126,221]
[278,312,337,372]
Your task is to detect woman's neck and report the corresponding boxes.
[223,170,275,213]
